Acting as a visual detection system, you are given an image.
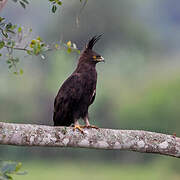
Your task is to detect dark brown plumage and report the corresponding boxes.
[53,35,104,131]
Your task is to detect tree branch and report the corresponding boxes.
[0,122,180,158]
[4,45,29,52]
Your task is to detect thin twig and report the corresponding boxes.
[4,45,29,52]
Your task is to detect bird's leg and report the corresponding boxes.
[81,116,99,129]
[84,116,90,127]
[73,120,84,134]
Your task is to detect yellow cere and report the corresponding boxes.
[93,55,96,59]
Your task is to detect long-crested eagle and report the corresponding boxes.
[53,35,104,133]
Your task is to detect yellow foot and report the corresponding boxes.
[73,125,84,134]
[81,125,99,129]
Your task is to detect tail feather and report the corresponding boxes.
[53,112,73,126]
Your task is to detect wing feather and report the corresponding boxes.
[53,73,83,126]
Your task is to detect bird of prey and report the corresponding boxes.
[53,35,104,133]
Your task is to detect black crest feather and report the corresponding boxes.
[86,34,103,49]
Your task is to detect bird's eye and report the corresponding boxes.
[93,56,96,59]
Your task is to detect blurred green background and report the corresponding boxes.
[1,0,180,179]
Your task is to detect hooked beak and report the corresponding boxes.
[97,56,105,62]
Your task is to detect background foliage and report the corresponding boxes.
[1,0,180,179]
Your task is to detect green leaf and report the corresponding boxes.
[14,58,19,63]
[1,30,8,38]
[15,162,21,172]
[36,36,42,42]
[0,22,5,27]
[7,41,11,46]
[2,30,8,38]
[0,161,26,179]
[11,41,15,47]
[0,41,5,49]
[13,71,18,75]
[57,1,62,6]
[6,23,12,29]
[19,69,24,75]
[52,5,57,13]
[27,50,32,55]
[11,24,17,30]
[67,47,72,53]
[4,174,13,180]
[40,43,45,47]
[18,27,22,32]
[76,49,81,54]
[22,0,29,4]
[55,44,59,49]
[8,65,12,69]
[19,1,26,9]
[6,60,11,64]
[0,53,2,57]
[0,17,5,23]
[33,43,41,55]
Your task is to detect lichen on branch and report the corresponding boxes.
[0,122,180,158]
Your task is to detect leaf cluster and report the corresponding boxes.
[0,1,83,74]
[0,161,26,180]
[66,40,80,54]
[0,17,80,74]
[0,17,17,39]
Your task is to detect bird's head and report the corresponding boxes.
[79,35,104,64]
